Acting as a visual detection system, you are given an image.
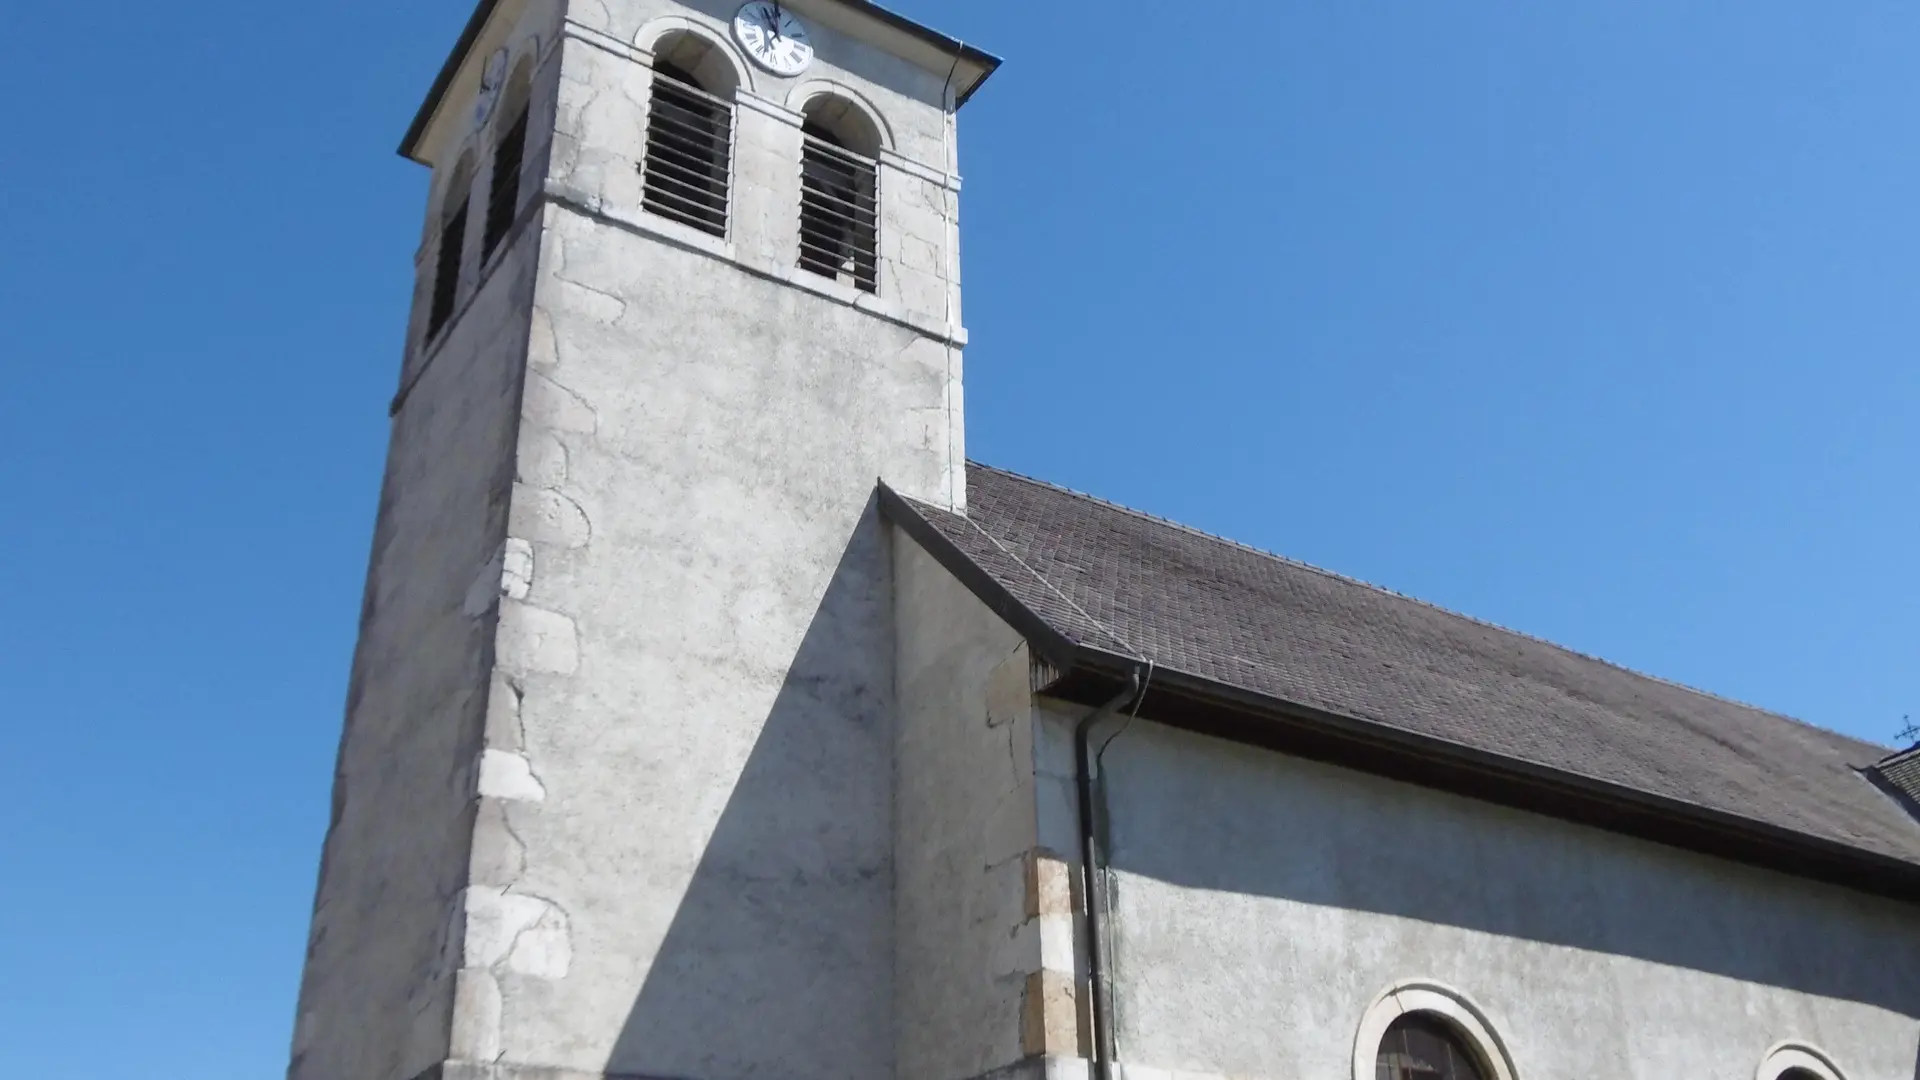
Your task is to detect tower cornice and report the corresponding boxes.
[400,0,999,164]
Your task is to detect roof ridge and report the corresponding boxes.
[965,460,1889,758]
[1882,744,1920,768]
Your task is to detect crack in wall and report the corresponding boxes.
[498,888,574,978]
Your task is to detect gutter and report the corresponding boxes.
[1063,643,1920,905]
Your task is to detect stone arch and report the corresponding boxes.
[637,20,737,239]
[441,149,478,223]
[794,87,882,292]
[494,50,537,134]
[1757,1042,1849,1080]
[480,49,539,258]
[1354,980,1519,1080]
[425,147,479,339]
[787,81,892,155]
[636,17,752,97]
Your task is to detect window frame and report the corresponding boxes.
[482,59,534,261]
[1757,1042,1848,1080]
[1353,981,1518,1080]
[425,199,470,343]
[639,56,735,239]
[1377,1011,1488,1080]
[797,123,880,294]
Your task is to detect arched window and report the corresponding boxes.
[797,95,881,293]
[482,56,536,259]
[641,32,737,238]
[1376,1014,1488,1080]
[427,153,476,341]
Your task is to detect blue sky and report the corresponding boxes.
[1,0,1915,1075]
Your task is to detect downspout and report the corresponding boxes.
[1073,666,1149,1080]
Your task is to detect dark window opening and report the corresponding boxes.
[427,199,469,341]
[483,108,529,259]
[1375,1015,1488,1080]
[642,61,732,238]
[798,121,879,293]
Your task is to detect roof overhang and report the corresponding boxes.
[878,482,1920,907]
[399,0,1001,164]
[400,0,505,163]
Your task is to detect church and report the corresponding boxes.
[286,2,1920,1080]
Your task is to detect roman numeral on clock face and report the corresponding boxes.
[734,1,812,75]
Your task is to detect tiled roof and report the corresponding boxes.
[1877,747,1920,811]
[885,462,1920,878]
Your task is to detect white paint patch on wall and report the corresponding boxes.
[478,749,548,803]
[465,886,575,980]
[495,600,580,676]
[502,538,535,601]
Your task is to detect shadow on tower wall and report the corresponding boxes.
[605,504,896,1080]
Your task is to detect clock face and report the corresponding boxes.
[474,47,510,127]
[733,2,814,77]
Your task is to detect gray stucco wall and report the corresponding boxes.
[895,535,1079,1080]
[483,200,936,1079]
[289,7,560,1078]
[289,179,543,1080]
[460,3,972,1070]
[1074,712,1920,1080]
[485,213,904,1077]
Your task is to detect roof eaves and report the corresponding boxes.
[835,0,1002,103]
[1058,646,1920,904]
[911,466,1920,901]
[400,0,502,162]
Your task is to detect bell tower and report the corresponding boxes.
[287,1,997,1078]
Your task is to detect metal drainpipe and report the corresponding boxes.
[1074,668,1146,1080]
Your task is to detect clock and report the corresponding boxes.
[474,47,510,127]
[732,1,814,78]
